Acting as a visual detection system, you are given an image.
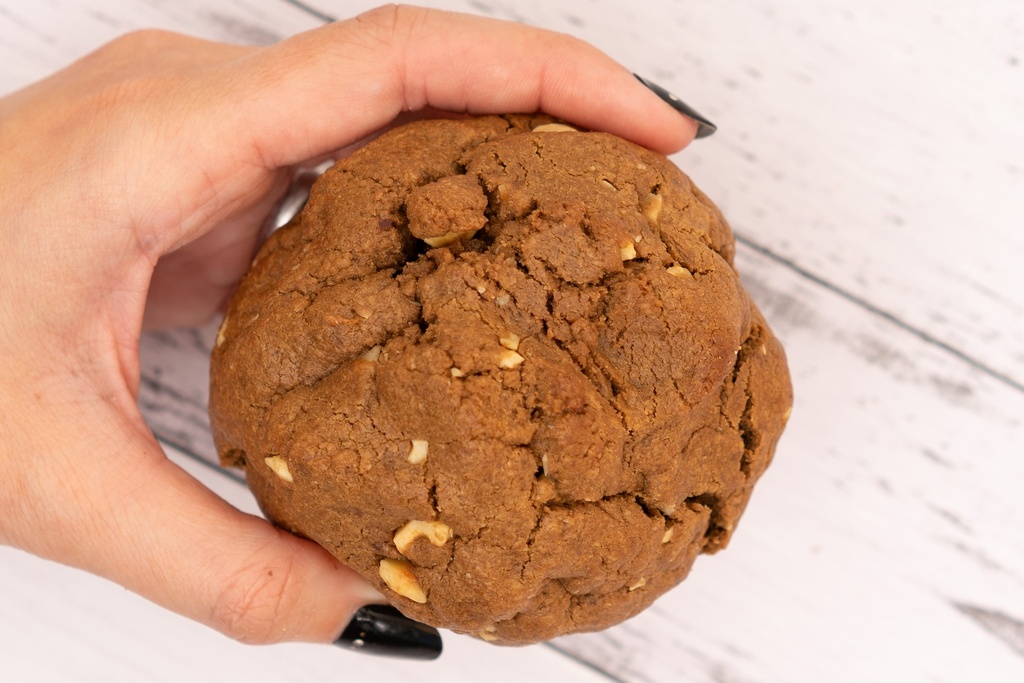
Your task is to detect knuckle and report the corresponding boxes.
[209,556,302,644]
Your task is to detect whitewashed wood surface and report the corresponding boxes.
[1,1,1022,682]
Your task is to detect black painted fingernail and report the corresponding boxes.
[335,605,442,660]
[634,74,717,139]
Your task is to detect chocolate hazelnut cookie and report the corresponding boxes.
[209,116,792,645]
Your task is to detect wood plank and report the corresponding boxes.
[2,1,1023,682]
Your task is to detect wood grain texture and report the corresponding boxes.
[1,1,1023,682]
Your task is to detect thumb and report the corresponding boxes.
[118,450,382,645]
[1,389,439,655]
[206,5,698,171]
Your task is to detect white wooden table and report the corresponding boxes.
[2,1,1022,681]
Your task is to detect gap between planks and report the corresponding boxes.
[278,0,336,23]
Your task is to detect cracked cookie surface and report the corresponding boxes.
[209,116,793,644]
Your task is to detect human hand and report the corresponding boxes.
[0,5,701,657]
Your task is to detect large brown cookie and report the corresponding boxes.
[209,116,792,645]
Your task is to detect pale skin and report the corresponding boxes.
[0,5,697,644]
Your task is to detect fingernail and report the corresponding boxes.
[634,74,717,139]
[335,605,442,660]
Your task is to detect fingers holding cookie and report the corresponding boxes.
[222,5,697,169]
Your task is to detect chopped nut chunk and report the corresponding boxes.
[379,558,427,603]
[642,192,663,222]
[264,456,293,483]
[620,242,638,261]
[423,229,478,248]
[498,350,525,369]
[499,332,520,351]
[408,439,429,464]
[394,520,454,554]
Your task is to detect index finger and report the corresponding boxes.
[216,5,698,167]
